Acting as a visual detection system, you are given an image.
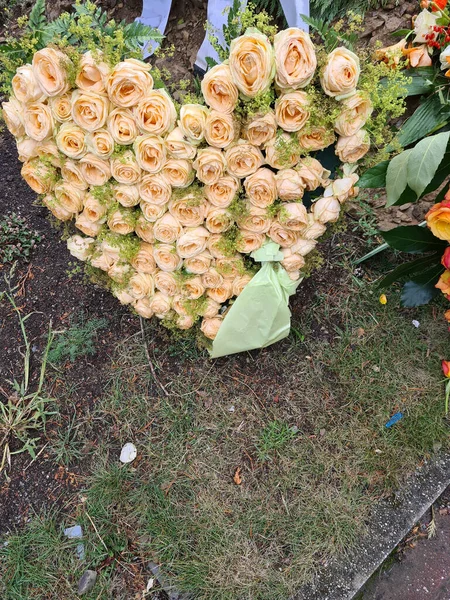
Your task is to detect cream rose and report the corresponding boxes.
[172,295,189,316]
[274,28,317,90]
[37,140,61,168]
[79,153,111,186]
[182,276,205,300]
[176,226,210,258]
[71,90,109,132]
[275,91,309,132]
[215,256,243,278]
[229,29,275,97]
[207,234,228,258]
[76,51,110,94]
[201,268,224,289]
[61,160,88,190]
[107,207,135,235]
[107,108,139,145]
[155,271,179,296]
[111,150,142,184]
[298,126,335,152]
[83,193,107,222]
[312,196,341,224]
[205,208,233,233]
[302,214,327,240]
[269,222,299,247]
[86,129,115,159]
[324,173,359,204]
[130,242,157,274]
[278,202,308,231]
[205,175,240,208]
[75,211,104,236]
[90,249,116,271]
[296,157,330,191]
[225,141,264,178]
[67,234,95,261]
[335,129,370,163]
[154,244,183,272]
[113,287,135,305]
[206,280,233,303]
[113,183,140,207]
[133,297,154,318]
[49,93,73,123]
[242,111,277,147]
[161,159,194,188]
[176,315,195,330]
[202,298,221,318]
[334,92,373,137]
[23,102,54,141]
[106,59,153,108]
[205,111,239,149]
[2,98,25,137]
[281,248,306,272]
[244,168,277,208]
[108,261,132,284]
[129,272,154,299]
[165,127,197,160]
[265,133,300,169]
[201,317,223,340]
[321,47,360,99]
[193,147,226,184]
[140,201,167,222]
[135,214,155,243]
[235,230,265,253]
[201,63,239,114]
[43,194,73,221]
[16,137,38,163]
[21,160,56,194]
[53,181,85,214]
[150,292,172,317]
[135,89,176,135]
[178,104,209,144]
[184,251,212,274]
[169,192,207,227]
[291,237,317,256]
[139,173,171,205]
[275,169,304,201]
[232,273,253,296]
[154,213,183,243]
[134,134,166,173]
[56,122,86,158]
[12,65,44,103]
[238,205,272,234]
[32,48,70,96]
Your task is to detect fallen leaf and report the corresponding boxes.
[233,467,242,485]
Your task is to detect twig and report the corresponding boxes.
[23,441,49,472]
[139,318,169,397]
[85,510,109,552]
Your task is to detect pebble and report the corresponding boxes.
[77,570,97,595]
[120,442,137,463]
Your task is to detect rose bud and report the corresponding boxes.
[442,360,450,378]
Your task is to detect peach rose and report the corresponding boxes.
[154,244,183,272]
[242,111,277,147]
[172,295,189,316]
[76,50,110,94]
[269,222,299,247]
[67,234,95,261]
[182,276,205,300]
[216,256,244,278]
[229,29,275,97]
[129,271,154,299]
[176,314,195,329]
[201,267,224,289]
[155,271,179,296]
[111,150,142,184]
[201,316,223,340]
[179,104,209,144]
[290,237,317,256]
[184,251,212,274]
[154,213,183,243]
[83,192,107,222]
[321,47,360,98]
[205,208,233,233]
[238,205,272,234]
[140,201,167,222]
[205,110,239,149]
[161,159,194,188]
[75,211,104,236]
[113,287,135,305]
[202,298,221,318]
[176,226,210,258]
[130,242,157,274]
[53,181,85,215]
[169,192,207,227]
[244,167,277,208]
[32,47,70,96]
[275,168,304,201]
[90,248,117,271]
[335,129,370,163]
[298,126,335,152]
[201,63,239,114]
[265,133,300,169]
[281,248,306,272]
[56,122,87,158]
[61,160,88,190]
[296,157,330,191]
[426,202,450,240]
[113,183,140,207]
[23,102,54,141]
[107,108,139,145]
[71,90,109,132]
[165,127,197,160]
[325,173,359,204]
[43,194,73,221]
[2,97,25,137]
[12,65,44,103]
[106,59,153,108]
[236,230,265,253]
[334,92,373,137]
[79,153,111,186]
[302,214,327,240]
[403,44,432,68]
[279,202,308,231]
[21,160,56,194]
[274,28,317,90]
[134,134,166,173]
[135,214,155,243]
[205,175,240,208]
[275,91,309,132]
[133,297,154,318]
[108,261,132,284]
[225,141,264,178]
[232,273,253,295]
[150,292,172,317]
[135,89,176,135]
[139,173,171,204]
[207,234,228,258]
[49,93,73,123]
[312,196,341,223]
[107,207,135,235]
[36,139,61,168]
[16,137,38,163]
[206,280,233,303]
[86,129,115,159]
[193,147,226,184]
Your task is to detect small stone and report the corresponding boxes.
[77,570,97,595]
[64,525,83,539]
[120,442,137,464]
[182,30,189,42]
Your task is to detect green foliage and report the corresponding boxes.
[48,313,108,364]
[301,15,359,52]
[0,213,41,264]
[256,420,296,461]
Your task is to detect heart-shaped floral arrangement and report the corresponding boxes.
[1,5,405,350]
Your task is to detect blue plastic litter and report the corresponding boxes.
[385,412,403,428]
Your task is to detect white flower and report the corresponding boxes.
[414,9,438,44]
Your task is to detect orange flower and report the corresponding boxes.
[444,309,450,322]
[442,247,450,269]
[436,270,450,295]
[375,39,407,67]
[402,45,432,68]
[442,360,450,378]
[426,202,450,240]
[432,0,448,11]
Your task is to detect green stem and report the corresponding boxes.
[354,221,427,265]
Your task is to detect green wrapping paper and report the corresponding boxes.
[210,242,302,358]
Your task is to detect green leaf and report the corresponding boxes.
[358,160,389,189]
[401,280,440,307]
[407,132,450,198]
[403,67,436,96]
[28,0,47,32]
[378,252,442,288]
[391,29,413,37]
[382,225,448,253]
[420,140,450,198]
[386,149,413,206]
[396,94,449,148]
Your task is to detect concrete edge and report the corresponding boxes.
[292,452,450,600]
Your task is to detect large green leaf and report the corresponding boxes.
[403,67,437,97]
[420,142,450,198]
[396,94,449,148]
[386,149,413,207]
[378,252,443,289]
[382,225,447,253]
[401,280,440,307]
[407,132,450,198]
[358,160,389,189]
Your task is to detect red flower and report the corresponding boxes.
[442,360,450,377]
[432,0,448,11]
[442,247,450,269]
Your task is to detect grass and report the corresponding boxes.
[48,314,108,364]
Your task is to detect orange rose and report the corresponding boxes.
[436,270,450,295]
[442,360,450,377]
[426,202,450,241]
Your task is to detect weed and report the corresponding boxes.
[0,213,41,264]
[50,408,84,466]
[256,420,296,461]
[48,314,108,364]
